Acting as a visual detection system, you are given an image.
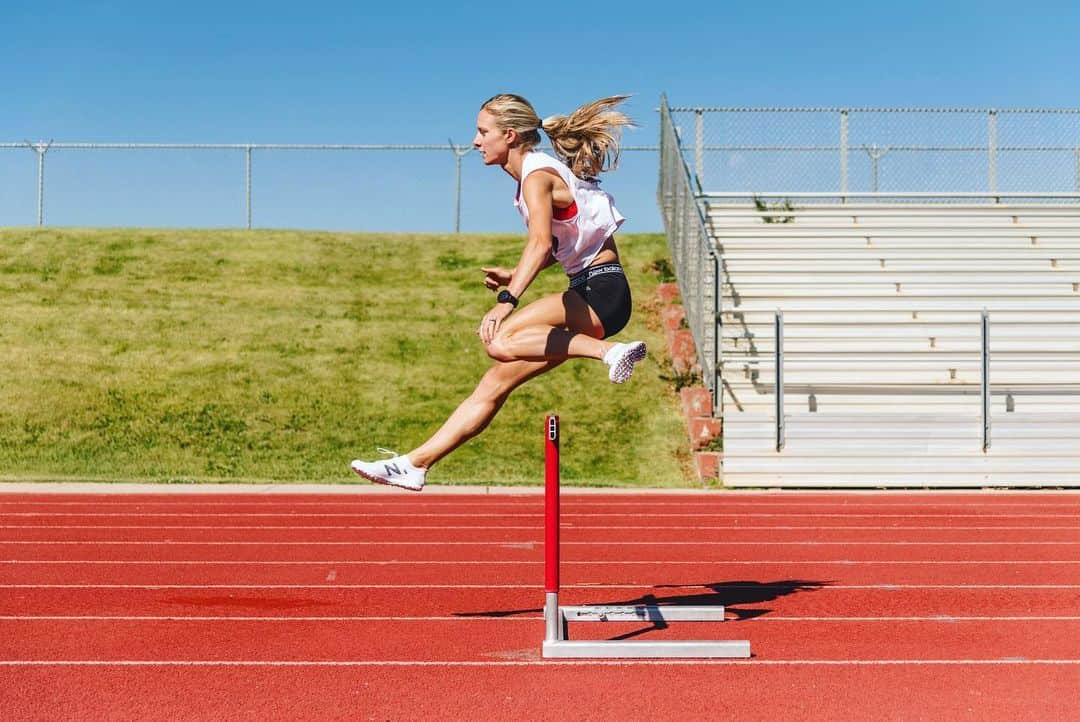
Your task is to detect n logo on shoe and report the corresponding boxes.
[383,463,402,476]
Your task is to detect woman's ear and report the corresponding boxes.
[505,127,520,147]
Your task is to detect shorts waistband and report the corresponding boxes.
[568,263,624,289]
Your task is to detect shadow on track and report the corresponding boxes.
[455,579,829,636]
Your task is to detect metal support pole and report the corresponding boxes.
[37,149,45,226]
[839,111,849,200]
[982,309,991,451]
[245,145,253,230]
[776,310,785,452]
[864,144,890,193]
[695,109,704,187]
[1075,147,1080,194]
[454,154,463,233]
[448,140,472,233]
[28,140,53,226]
[988,110,997,195]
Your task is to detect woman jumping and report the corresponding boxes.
[351,94,646,491]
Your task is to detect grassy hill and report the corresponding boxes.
[0,228,696,487]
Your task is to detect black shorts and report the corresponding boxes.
[568,263,632,339]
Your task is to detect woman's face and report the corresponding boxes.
[473,109,512,166]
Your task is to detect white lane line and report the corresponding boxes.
[5,524,1080,531]
[1,615,1079,622]
[0,525,548,530]
[5,559,1080,565]
[0,615,542,621]
[3,499,1079,508]
[4,512,1080,519]
[2,583,1079,590]
[1,540,1078,546]
[0,659,1078,667]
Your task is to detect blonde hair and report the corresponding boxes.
[480,94,635,179]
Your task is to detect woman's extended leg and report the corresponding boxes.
[409,291,601,469]
[407,357,562,469]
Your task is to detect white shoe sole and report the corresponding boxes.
[350,463,425,492]
[609,341,647,384]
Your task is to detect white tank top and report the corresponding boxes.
[513,151,625,275]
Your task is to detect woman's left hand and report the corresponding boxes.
[478,303,514,345]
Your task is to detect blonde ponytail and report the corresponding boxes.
[541,95,635,179]
[480,94,635,179]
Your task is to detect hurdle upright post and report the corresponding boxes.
[544,414,561,644]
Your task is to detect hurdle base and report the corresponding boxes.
[560,605,729,623]
[543,639,751,659]
[543,598,751,659]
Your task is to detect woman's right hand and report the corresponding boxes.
[482,267,513,291]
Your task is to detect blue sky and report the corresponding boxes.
[4,0,1080,232]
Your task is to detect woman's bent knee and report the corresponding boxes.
[484,334,517,363]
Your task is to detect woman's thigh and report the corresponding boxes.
[500,290,605,338]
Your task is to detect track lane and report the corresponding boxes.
[2,665,1077,722]
[5,526,1080,543]
[5,540,1080,563]
[2,617,1079,661]
[3,559,1080,585]
[3,586,1079,618]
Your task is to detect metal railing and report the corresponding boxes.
[771,310,1006,453]
[659,95,722,416]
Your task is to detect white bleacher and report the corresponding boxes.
[707,202,1080,487]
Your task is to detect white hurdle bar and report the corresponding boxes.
[541,415,751,659]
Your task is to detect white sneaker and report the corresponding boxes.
[350,448,427,491]
[604,341,647,384]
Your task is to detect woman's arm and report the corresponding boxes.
[477,171,559,344]
[482,252,555,292]
[505,172,557,299]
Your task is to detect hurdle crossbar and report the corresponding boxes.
[541,415,751,659]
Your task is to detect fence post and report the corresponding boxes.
[839,110,849,200]
[695,109,704,187]
[28,140,53,226]
[864,144,890,193]
[245,145,253,230]
[1075,147,1079,194]
[449,140,472,233]
[988,110,997,195]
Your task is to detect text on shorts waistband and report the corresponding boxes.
[568,263,624,289]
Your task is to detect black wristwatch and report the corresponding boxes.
[497,290,519,308]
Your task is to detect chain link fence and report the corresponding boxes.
[668,107,1080,198]
[0,142,659,231]
[660,100,1080,424]
[658,97,722,416]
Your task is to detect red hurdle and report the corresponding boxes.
[544,414,560,643]
[542,414,751,659]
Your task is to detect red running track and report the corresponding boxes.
[1,490,1079,721]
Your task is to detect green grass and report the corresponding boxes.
[0,227,697,487]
